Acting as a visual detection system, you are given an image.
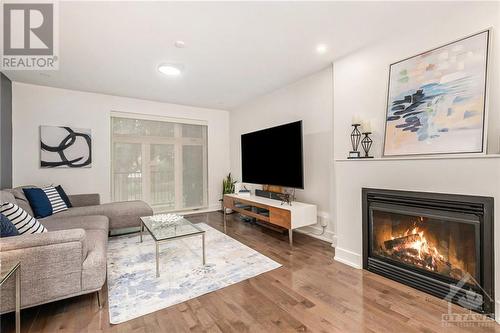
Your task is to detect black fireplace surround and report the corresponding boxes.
[362,188,494,316]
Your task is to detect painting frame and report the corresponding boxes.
[382,29,491,157]
[40,125,92,168]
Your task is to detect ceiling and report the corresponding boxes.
[3,1,483,110]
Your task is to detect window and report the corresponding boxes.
[111,115,208,212]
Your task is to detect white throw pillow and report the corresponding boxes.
[0,202,47,234]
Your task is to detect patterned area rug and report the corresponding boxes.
[106,223,281,324]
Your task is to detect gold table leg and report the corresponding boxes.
[15,266,20,333]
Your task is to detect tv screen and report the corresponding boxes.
[241,121,304,189]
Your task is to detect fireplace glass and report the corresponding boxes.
[370,208,479,283]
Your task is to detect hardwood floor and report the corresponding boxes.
[1,211,499,332]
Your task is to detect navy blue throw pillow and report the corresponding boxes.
[0,213,19,237]
[55,185,72,208]
[23,188,53,218]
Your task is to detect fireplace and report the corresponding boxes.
[362,188,494,316]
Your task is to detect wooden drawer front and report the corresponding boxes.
[223,196,235,209]
[269,208,291,229]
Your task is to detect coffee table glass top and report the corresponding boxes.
[0,261,20,285]
[140,216,204,241]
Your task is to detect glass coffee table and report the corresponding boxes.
[140,215,206,277]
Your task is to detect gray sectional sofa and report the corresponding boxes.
[0,187,153,314]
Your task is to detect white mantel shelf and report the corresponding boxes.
[335,154,500,162]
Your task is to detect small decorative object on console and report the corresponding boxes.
[277,193,292,206]
[238,186,251,197]
[348,124,362,159]
[277,188,295,206]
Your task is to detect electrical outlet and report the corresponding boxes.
[319,215,329,228]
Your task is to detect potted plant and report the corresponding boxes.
[222,173,237,213]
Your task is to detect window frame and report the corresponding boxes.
[110,111,208,213]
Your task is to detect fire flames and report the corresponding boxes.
[388,226,445,272]
[377,216,469,281]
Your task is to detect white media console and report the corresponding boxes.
[223,193,317,246]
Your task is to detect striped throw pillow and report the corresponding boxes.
[42,186,68,214]
[0,202,47,235]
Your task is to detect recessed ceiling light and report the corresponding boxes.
[316,44,327,54]
[158,64,183,77]
[174,40,186,48]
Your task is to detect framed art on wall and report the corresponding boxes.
[383,30,490,157]
[40,126,92,168]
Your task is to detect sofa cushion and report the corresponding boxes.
[46,200,152,230]
[42,215,109,234]
[68,193,100,207]
[1,213,19,237]
[1,202,47,235]
[5,187,35,217]
[0,191,17,206]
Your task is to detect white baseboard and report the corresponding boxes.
[294,210,336,244]
[295,225,335,244]
[179,205,221,216]
[331,235,338,247]
[334,247,362,269]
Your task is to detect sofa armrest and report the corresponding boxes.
[0,229,88,311]
[69,193,101,207]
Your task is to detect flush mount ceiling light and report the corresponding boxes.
[158,64,183,77]
[316,44,327,54]
[174,40,186,48]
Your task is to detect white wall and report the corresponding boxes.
[230,66,335,242]
[334,158,500,265]
[334,3,500,159]
[332,2,500,319]
[12,83,230,210]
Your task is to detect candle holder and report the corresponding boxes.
[348,124,362,159]
[361,132,374,158]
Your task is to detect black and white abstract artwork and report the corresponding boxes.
[40,126,92,168]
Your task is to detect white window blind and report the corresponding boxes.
[111,115,208,212]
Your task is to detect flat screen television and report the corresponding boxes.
[241,121,304,189]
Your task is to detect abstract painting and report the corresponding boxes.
[383,30,489,156]
[40,126,92,168]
